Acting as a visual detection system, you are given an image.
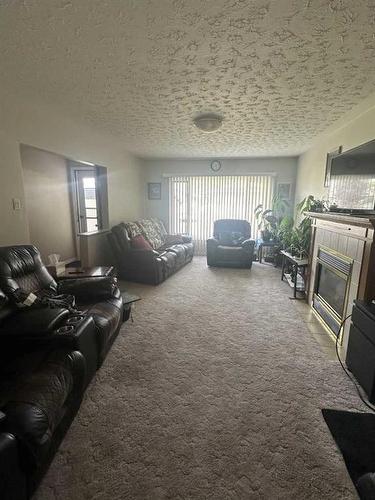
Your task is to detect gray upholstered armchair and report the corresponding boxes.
[206,219,255,268]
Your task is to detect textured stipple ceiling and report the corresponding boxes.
[0,1,375,158]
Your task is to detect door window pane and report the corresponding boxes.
[86,218,98,233]
[85,208,97,218]
[76,172,99,232]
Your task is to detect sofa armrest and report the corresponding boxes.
[57,276,118,300]
[0,432,27,500]
[0,316,97,385]
[241,238,256,251]
[128,249,159,258]
[207,237,219,249]
[0,315,94,344]
[121,249,160,266]
[181,235,192,244]
[0,307,70,337]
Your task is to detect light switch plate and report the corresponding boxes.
[12,198,21,210]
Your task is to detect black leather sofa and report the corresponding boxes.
[0,245,125,499]
[207,219,256,268]
[108,218,194,284]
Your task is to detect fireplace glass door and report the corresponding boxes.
[313,246,353,338]
[315,264,347,318]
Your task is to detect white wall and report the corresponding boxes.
[295,92,375,203]
[0,89,143,247]
[142,157,298,226]
[21,145,76,262]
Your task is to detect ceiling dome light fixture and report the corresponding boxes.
[193,113,223,133]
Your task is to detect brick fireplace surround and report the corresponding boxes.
[308,212,375,356]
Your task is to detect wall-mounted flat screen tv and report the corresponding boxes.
[329,138,375,214]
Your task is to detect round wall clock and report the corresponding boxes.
[210,160,222,172]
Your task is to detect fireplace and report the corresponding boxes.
[313,247,353,339]
[308,212,375,355]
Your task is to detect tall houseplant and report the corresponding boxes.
[288,195,328,258]
[254,194,291,242]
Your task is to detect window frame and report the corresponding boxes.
[69,162,109,237]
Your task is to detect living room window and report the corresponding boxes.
[169,175,275,254]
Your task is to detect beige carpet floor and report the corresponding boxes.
[35,257,365,499]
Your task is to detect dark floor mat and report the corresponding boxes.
[322,408,375,498]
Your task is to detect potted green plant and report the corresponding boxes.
[286,195,327,258]
[296,194,328,214]
[254,194,290,242]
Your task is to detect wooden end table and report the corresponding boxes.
[53,266,116,280]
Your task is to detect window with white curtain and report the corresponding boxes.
[169,175,275,255]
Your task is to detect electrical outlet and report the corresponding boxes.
[12,198,21,210]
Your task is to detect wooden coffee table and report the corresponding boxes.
[55,266,116,280]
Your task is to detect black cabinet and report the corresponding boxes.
[346,300,375,402]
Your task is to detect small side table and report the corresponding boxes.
[280,250,308,299]
[53,266,116,280]
[258,240,278,264]
[122,292,141,322]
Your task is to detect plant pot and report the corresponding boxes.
[261,229,271,242]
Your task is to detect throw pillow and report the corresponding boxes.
[165,234,184,245]
[124,221,142,238]
[131,235,153,250]
[151,218,168,238]
[137,219,164,249]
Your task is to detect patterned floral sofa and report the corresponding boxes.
[108,218,194,284]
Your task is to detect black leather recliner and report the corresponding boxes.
[0,245,126,499]
[0,346,86,498]
[0,246,124,378]
[206,219,255,268]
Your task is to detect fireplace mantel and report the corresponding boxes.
[307,212,375,354]
[306,211,375,229]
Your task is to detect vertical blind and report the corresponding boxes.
[169,175,275,255]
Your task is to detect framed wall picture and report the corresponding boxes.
[277,182,292,200]
[324,146,342,188]
[148,182,161,200]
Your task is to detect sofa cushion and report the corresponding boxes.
[216,245,249,261]
[131,235,153,251]
[151,218,168,238]
[159,251,177,277]
[164,234,184,245]
[137,219,164,249]
[217,231,245,246]
[166,244,186,266]
[183,242,195,260]
[124,221,142,238]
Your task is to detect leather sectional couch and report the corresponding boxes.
[108,218,194,284]
[0,245,125,499]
